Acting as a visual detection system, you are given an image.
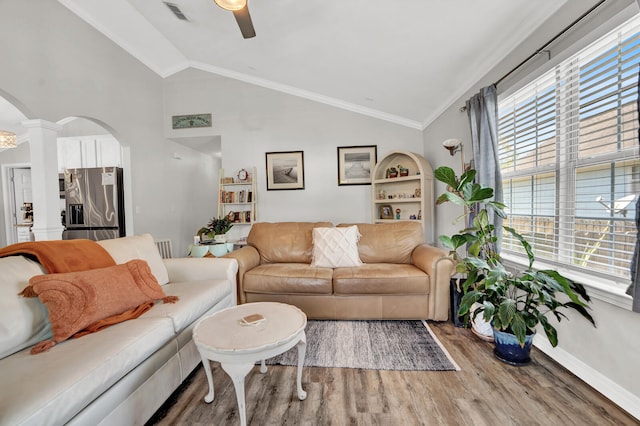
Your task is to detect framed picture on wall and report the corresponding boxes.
[265,151,305,190]
[337,145,377,185]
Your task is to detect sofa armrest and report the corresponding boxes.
[164,257,238,291]
[412,244,456,321]
[224,246,261,304]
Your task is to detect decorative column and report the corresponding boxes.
[22,119,64,241]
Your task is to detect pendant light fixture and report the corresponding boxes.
[0,130,17,148]
[213,0,246,11]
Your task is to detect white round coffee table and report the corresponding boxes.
[193,302,307,426]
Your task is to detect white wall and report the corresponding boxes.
[422,0,640,418]
[163,69,425,239]
[0,1,214,256]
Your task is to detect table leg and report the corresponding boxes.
[296,332,307,400]
[220,362,254,426]
[199,355,215,403]
[260,359,267,373]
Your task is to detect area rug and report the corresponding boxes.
[266,320,460,371]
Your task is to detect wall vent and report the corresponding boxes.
[154,238,173,259]
[164,2,188,21]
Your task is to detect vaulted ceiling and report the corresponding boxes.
[2,1,603,137]
[57,0,592,130]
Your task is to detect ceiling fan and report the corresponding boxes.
[213,0,256,39]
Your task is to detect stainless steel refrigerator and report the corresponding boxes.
[62,167,125,241]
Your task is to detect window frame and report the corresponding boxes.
[497,13,640,307]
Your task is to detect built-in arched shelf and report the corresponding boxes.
[371,151,434,244]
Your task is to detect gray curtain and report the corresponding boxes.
[466,85,503,249]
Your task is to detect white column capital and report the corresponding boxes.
[21,119,63,132]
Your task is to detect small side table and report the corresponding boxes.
[193,302,307,426]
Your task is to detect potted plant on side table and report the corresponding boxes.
[435,166,595,365]
[198,216,233,243]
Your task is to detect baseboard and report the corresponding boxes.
[534,339,640,421]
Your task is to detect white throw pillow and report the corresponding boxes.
[0,256,51,359]
[98,233,169,285]
[311,226,363,268]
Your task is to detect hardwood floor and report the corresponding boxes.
[147,322,638,425]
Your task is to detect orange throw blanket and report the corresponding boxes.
[0,239,116,273]
[0,239,175,354]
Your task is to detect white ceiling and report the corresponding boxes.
[53,0,580,130]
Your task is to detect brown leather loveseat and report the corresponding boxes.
[225,221,455,320]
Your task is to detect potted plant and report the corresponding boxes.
[398,164,409,176]
[197,216,233,243]
[386,167,398,178]
[435,166,595,365]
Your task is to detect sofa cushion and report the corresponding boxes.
[338,222,423,264]
[333,263,429,294]
[248,222,332,264]
[141,279,233,333]
[0,317,175,426]
[29,260,169,351]
[311,226,362,268]
[98,233,169,285]
[244,263,333,294]
[0,256,50,360]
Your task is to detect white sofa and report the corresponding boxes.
[0,234,238,426]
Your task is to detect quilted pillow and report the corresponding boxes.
[311,226,363,268]
[28,259,177,354]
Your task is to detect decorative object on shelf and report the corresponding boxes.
[337,145,377,186]
[237,168,250,182]
[265,151,305,190]
[414,188,421,198]
[435,166,595,365]
[379,204,393,219]
[395,208,401,220]
[0,130,17,148]
[385,167,398,178]
[171,113,212,129]
[197,216,234,242]
[398,164,409,176]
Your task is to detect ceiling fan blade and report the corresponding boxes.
[232,5,256,39]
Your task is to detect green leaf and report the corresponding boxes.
[465,184,494,202]
[438,235,454,249]
[436,192,466,207]
[434,166,458,188]
[510,313,528,347]
[539,316,558,347]
[504,226,534,268]
[498,298,516,326]
[458,291,481,316]
[458,169,476,190]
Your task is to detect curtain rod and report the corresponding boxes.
[459,0,608,112]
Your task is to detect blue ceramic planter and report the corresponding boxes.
[492,327,534,366]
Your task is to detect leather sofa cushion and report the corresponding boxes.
[338,222,423,264]
[333,264,429,294]
[243,264,333,294]
[248,222,332,264]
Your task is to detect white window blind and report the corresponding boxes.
[498,14,640,290]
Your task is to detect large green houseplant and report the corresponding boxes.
[435,166,595,361]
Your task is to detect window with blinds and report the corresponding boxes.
[498,14,640,290]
